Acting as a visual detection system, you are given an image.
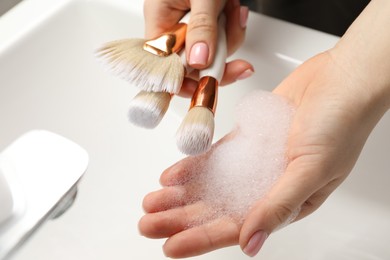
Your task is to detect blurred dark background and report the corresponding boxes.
[1,0,369,36]
[0,0,23,15]
[241,0,370,36]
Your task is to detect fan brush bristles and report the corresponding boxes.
[176,107,215,155]
[128,91,171,129]
[96,39,184,94]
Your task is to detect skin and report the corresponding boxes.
[140,0,390,257]
[144,0,253,96]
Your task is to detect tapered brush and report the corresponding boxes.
[95,13,190,94]
[128,91,172,129]
[176,15,227,155]
[127,51,192,129]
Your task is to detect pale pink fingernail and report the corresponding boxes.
[240,6,249,29]
[237,69,253,80]
[189,42,209,67]
[243,230,268,257]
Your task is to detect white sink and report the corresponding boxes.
[1,0,389,259]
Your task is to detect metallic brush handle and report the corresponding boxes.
[190,77,218,113]
[143,12,190,56]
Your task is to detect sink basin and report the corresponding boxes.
[1,0,389,259]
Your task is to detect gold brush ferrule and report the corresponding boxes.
[143,23,187,57]
[190,76,218,114]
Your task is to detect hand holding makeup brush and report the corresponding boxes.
[125,0,253,129]
[144,0,254,94]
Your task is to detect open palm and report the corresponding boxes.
[139,52,387,258]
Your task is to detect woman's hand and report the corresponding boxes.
[143,0,254,95]
[239,49,389,256]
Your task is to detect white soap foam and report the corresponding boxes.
[182,90,295,225]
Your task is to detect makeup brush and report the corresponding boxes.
[176,15,227,155]
[127,51,193,129]
[95,13,190,94]
[127,91,172,129]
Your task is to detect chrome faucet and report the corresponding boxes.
[0,130,88,260]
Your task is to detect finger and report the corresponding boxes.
[159,157,193,186]
[178,78,198,98]
[186,0,227,69]
[220,59,254,85]
[159,155,208,186]
[163,218,240,258]
[239,156,332,257]
[142,186,188,213]
[224,0,249,56]
[295,177,344,221]
[178,59,254,97]
[185,59,253,85]
[139,201,211,239]
[143,0,188,38]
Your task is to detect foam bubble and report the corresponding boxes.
[182,90,295,225]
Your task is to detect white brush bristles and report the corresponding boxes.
[128,91,171,129]
[176,107,215,155]
[96,39,184,94]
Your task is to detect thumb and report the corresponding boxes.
[239,158,330,257]
[186,0,226,69]
[143,0,188,39]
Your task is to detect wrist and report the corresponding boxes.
[329,0,390,110]
[328,45,390,113]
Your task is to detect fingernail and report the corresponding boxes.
[240,6,249,29]
[236,69,253,80]
[243,230,268,257]
[189,42,209,67]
